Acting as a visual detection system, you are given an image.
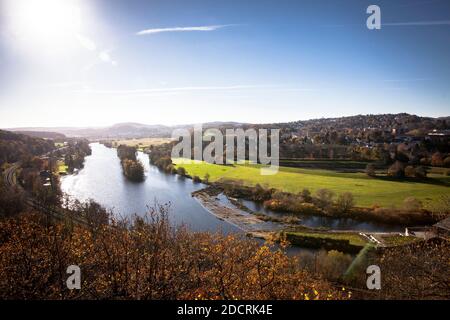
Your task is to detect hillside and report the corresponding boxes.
[5,113,449,142]
[0,130,55,166]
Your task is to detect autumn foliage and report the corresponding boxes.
[0,207,346,300]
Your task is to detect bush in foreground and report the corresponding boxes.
[0,209,346,300]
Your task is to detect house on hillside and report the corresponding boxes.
[433,217,450,240]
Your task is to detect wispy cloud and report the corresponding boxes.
[136,24,235,36]
[73,84,300,97]
[383,20,450,26]
[383,78,430,82]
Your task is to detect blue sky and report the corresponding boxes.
[0,0,449,127]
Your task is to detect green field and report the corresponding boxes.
[285,231,368,247]
[57,160,68,174]
[173,159,450,208]
[112,138,173,151]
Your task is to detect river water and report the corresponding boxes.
[61,143,237,233]
[61,143,403,234]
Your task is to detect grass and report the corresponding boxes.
[112,138,173,150]
[57,160,68,174]
[173,158,450,208]
[381,235,420,246]
[285,231,368,247]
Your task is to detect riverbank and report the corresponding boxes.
[191,185,424,253]
[192,186,283,240]
[174,158,450,208]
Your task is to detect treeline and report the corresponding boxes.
[57,139,92,172]
[0,130,55,167]
[214,181,441,225]
[117,145,144,182]
[148,142,176,172]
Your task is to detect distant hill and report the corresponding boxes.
[14,131,66,140]
[7,124,173,139]
[6,121,247,139]
[0,130,55,166]
[5,114,449,140]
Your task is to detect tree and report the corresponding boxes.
[387,161,405,178]
[403,197,422,211]
[121,159,145,182]
[376,240,450,299]
[365,163,376,177]
[443,156,450,168]
[300,188,312,203]
[335,192,355,214]
[0,184,25,217]
[431,152,444,167]
[0,209,347,300]
[405,165,415,177]
[314,189,335,210]
[176,166,186,176]
[414,166,427,179]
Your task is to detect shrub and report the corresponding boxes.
[192,175,201,183]
[0,185,25,217]
[335,192,355,214]
[121,159,145,182]
[443,156,450,168]
[387,161,405,178]
[314,189,335,210]
[252,184,272,201]
[263,200,322,216]
[176,166,186,176]
[295,203,323,215]
[414,166,427,179]
[404,166,415,177]
[431,152,444,167]
[376,241,449,299]
[300,188,312,202]
[117,145,137,161]
[419,157,430,166]
[365,163,376,177]
[403,197,422,211]
[0,211,346,300]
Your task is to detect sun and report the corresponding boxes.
[5,0,84,48]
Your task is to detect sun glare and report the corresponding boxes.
[5,0,83,49]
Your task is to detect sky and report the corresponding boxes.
[0,0,449,128]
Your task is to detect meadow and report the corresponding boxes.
[112,138,174,151]
[173,159,450,208]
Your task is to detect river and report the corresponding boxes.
[61,143,237,233]
[61,143,403,234]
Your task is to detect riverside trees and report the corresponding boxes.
[117,145,144,182]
